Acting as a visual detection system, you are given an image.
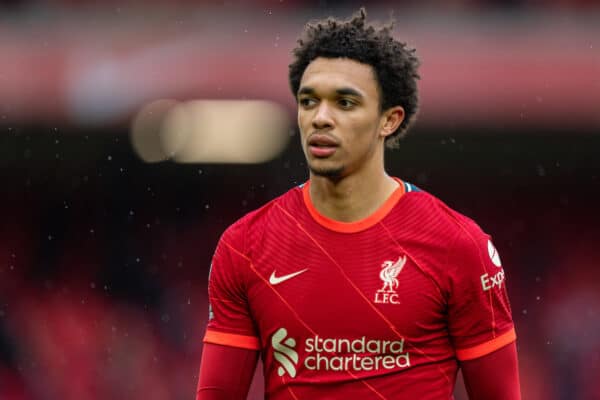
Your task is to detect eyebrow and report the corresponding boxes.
[297,86,364,98]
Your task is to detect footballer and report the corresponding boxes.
[196,8,520,400]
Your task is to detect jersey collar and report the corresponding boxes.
[302,178,406,233]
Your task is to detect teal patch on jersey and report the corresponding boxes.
[404,182,421,193]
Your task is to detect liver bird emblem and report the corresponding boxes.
[378,255,407,293]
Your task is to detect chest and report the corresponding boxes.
[246,229,448,342]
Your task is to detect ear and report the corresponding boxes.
[379,106,405,138]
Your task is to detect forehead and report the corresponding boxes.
[299,57,379,97]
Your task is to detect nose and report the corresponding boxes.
[312,102,334,130]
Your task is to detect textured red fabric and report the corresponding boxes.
[196,343,258,400]
[203,180,517,399]
[461,342,521,400]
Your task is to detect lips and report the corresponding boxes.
[308,134,339,158]
[308,134,339,147]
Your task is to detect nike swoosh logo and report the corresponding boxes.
[269,268,309,285]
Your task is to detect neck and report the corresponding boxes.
[308,167,399,223]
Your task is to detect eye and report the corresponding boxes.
[299,97,317,108]
[338,98,356,109]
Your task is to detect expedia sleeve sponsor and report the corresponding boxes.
[480,239,506,292]
[480,269,505,292]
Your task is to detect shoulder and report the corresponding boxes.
[398,184,504,298]
[220,184,304,251]
[426,193,492,257]
[408,187,501,284]
[399,184,488,243]
[396,183,496,280]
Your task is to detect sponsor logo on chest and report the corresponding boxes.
[271,327,411,378]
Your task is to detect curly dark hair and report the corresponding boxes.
[289,8,421,148]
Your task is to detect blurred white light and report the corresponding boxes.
[130,99,179,163]
[131,99,290,164]
[160,100,290,164]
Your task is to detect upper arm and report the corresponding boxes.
[446,223,516,361]
[205,226,261,349]
[196,343,259,400]
[460,341,521,400]
[197,226,261,399]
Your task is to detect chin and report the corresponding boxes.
[309,164,345,180]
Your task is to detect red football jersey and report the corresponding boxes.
[204,179,516,399]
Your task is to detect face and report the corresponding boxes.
[296,57,403,180]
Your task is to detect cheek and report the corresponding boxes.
[297,111,310,135]
[349,115,380,141]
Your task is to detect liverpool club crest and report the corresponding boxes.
[374,255,406,304]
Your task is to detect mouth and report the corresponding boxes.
[307,134,339,158]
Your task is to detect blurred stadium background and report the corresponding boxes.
[1,0,599,399]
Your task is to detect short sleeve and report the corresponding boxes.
[203,223,260,350]
[447,222,516,361]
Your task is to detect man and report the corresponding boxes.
[197,8,520,400]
